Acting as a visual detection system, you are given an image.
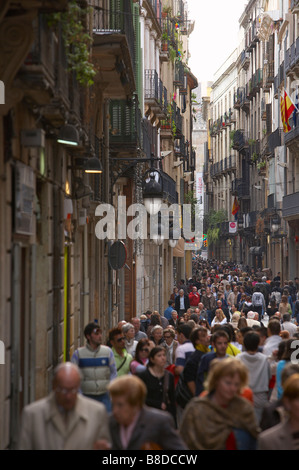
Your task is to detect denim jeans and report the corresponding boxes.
[84,391,112,412]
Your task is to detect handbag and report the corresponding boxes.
[175,371,193,409]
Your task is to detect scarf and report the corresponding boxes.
[180,394,259,450]
[196,344,210,354]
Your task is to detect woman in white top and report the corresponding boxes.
[122,322,138,358]
[211,308,227,328]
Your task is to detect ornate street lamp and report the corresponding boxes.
[142,168,164,215]
[271,212,281,234]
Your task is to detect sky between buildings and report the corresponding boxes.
[188,0,249,84]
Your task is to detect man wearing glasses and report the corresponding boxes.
[71,322,117,412]
[18,362,111,450]
[108,327,133,377]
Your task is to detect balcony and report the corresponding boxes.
[283,191,299,218]
[231,177,250,199]
[268,128,282,156]
[253,69,263,93]
[145,0,162,28]
[284,115,299,151]
[285,40,299,79]
[233,87,245,109]
[248,139,260,163]
[240,49,250,70]
[145,70,167,119]
[92,0,136,99]
[231,130,249,154]
[246,19,260,51]
[174,61,185,88]
[161,171,178,205]
[173,102,183,138]
[263,61,275,91]
[241,84,250,112]
[174,136,186,158]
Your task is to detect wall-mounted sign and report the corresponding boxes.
[15,162,35,235]
[229,221,237,233]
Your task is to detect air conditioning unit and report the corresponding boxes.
[21,129,45,147]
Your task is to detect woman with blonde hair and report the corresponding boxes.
[279,295,292,317]
[211,308,227,328]
[180,357,259,450]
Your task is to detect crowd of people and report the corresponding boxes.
[18,258,299,450]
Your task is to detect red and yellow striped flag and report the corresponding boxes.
[281,90,295,132]
[280,94,289,132]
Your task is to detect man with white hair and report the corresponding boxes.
[175,288,190,317]
[18,362,111,450]
[246,311,261,327]
[281,313,298,336]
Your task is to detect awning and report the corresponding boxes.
[249,246,264,256]
[173,237,185,258]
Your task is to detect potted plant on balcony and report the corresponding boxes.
[162,6,172,18]
[47,0,96,86]
[257,160,266,175]
[161,30,170,51]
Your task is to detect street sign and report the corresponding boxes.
[229,222,237,233]
[108,241,127,270]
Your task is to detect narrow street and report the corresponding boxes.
[1,0,299,453]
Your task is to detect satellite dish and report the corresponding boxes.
[108,241,127,270]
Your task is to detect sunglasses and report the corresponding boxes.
[140,348,149,352]
[116,337,125,342]
[93,328,102,334]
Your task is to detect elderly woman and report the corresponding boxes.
[180,357,259,450]
[122,323,138,358]
[150,325,166,348]
[107,375,186,450]
[163,328,178,367]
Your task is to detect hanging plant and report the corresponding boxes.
[47,0,96,86]
[205,209,227,246]
[257,160,266,170]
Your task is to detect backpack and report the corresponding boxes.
[270,291,281,305]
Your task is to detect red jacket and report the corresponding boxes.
[189,292,200,306]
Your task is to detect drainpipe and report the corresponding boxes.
[104,98,113,329]
[83,223,89,327]
[29,244,36,404]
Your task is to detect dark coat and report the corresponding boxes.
[175,294,190,312]
[109,406,187,450]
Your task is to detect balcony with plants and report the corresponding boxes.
[257,160,266,176]
[92,0,136,98]
[160,11,184,63]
